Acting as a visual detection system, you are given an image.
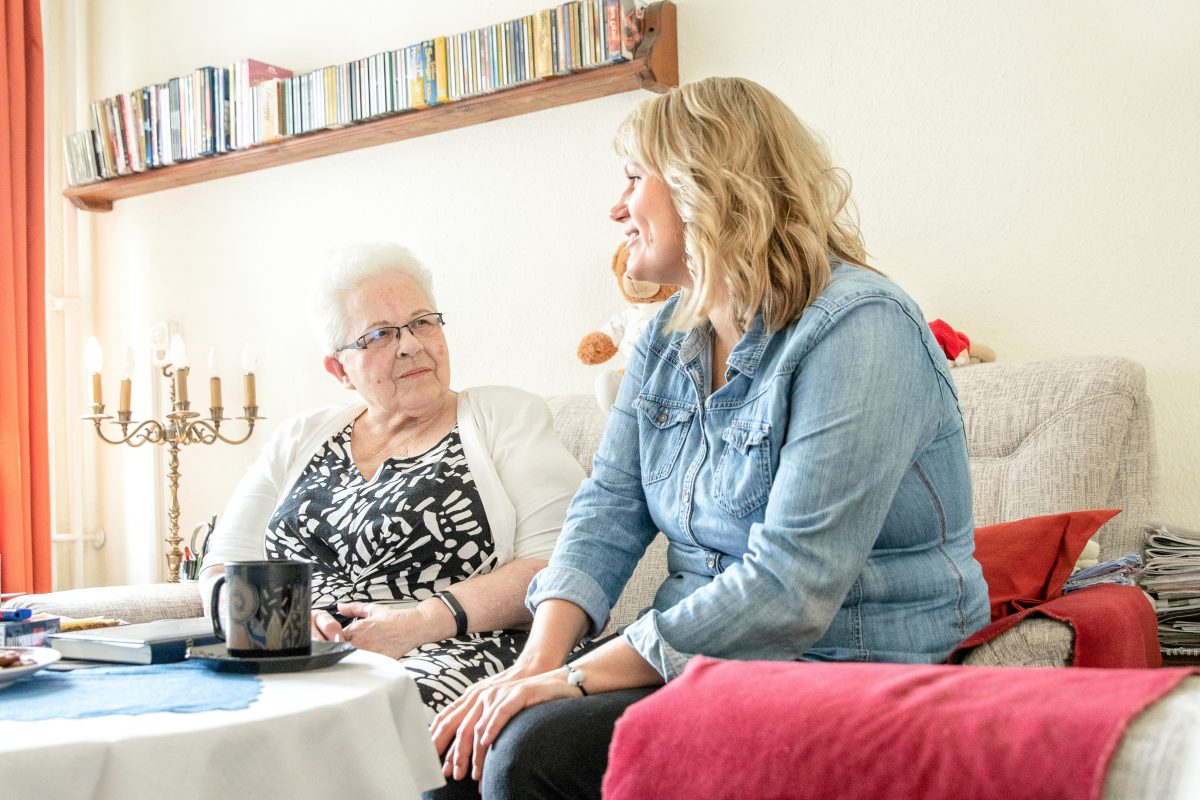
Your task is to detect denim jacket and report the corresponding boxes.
[527,262,989,680]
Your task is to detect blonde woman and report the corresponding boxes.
[429,77,989,800]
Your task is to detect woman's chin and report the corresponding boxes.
[379,378,449,410]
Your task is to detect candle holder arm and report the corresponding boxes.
[184,416,264,446]
[83,414,167,447]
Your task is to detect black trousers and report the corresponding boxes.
[425,687,658,800]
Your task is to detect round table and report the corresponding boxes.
[0,649,444,800]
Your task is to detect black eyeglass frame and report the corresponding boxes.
[335,312,446,352]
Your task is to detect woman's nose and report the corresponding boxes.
[395,327,424,357]
[610,200,629,222]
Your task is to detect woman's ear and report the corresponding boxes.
[323,355,356,390]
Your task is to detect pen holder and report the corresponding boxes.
[181,515,217,581]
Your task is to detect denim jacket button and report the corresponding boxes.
[706,553,717,570]
[657,413,668,424]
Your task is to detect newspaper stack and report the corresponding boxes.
[1142,522,1200,654]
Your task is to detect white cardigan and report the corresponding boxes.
[204,386,585,571]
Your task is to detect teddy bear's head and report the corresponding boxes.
[612,240,679,304]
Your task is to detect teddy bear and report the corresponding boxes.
[578,241,679,411]
[928,319,996,367]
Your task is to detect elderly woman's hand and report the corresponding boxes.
[337,601,433,659]
[310,609,344,642]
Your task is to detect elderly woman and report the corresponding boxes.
[430,77,990,799]
[200,243,585,713]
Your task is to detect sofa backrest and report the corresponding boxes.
[547,355,1157,631]
[949,355,1155,561]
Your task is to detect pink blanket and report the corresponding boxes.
[604,657,1192,800]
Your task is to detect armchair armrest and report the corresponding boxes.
[2,583,203,625]
[950,584,1159,668]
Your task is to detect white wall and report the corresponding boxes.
[57,0,1200,585]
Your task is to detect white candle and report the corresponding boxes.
[208,347,222,410]
[169,335,190,405]
[241,342,257,408]
[84,337,104,406]
[119,346,134,413]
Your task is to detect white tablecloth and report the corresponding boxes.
[0,650,445,800]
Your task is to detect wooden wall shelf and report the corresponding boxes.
[64,2,677,212]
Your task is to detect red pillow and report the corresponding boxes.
[973,509,1121,622]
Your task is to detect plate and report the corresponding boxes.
[0,646,62,689]
[186,640,356,674]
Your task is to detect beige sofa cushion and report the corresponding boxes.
[951,356,1155,561]
[9,582,202,624]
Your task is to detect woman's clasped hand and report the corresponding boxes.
[431,661,578,781]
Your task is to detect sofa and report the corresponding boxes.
[8,355,1199,797]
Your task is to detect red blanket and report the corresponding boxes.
[949,584,1160,668]
[604,657,1192,800]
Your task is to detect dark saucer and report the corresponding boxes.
[186,640,355,674]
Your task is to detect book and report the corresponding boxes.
[89,100,114,178]
[120,93,145,172]
[168,78,182,162]
[406,44,426,109]
[604,0,641,61]
[1,614,61,646]
[534,9,554,79]
[252,78,285,143]
[63,131,101,187]
[106,97,131,175]
[48,617,220,665]
[235,59,293,148]
[433,36,450,105]
[156,84,175,166]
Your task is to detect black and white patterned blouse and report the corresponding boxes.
[266,423,527,712]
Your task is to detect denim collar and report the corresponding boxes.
[675,315,773,379]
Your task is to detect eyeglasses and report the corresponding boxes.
[335,312,446,352]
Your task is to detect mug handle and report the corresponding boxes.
[210,575,226,641]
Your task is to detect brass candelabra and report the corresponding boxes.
[83,364,263,583]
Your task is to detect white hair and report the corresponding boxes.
[307,243,436,355]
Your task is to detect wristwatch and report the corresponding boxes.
[564,663,588,696]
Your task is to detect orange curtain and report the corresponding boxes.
[0,0,50,594]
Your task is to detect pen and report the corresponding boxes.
[1,608,32,621]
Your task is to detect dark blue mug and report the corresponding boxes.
[211,560,312,657]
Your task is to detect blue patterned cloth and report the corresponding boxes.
[0,661,261,721]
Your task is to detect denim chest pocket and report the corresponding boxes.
[634,395,695,483]
[713,419,772,516]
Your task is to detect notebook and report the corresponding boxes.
[48,617,220,664]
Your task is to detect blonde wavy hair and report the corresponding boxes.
[615,76,872,333]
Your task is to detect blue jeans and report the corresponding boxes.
[424,688,657,800]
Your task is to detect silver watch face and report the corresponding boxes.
[567,666,584,686]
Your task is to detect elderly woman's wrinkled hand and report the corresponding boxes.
[430,664,578,782]
[337,601,430,659]
[310,609,343,642]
